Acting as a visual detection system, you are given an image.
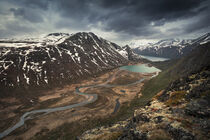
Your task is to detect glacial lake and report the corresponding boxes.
[120,64,161,73]
[140,55,169,62]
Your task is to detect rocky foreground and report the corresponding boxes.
[78,68,210,140]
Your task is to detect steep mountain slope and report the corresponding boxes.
[79,42,210,140]
[133,33,210,58]
[0,32,134,94]
[122,45,141,61]
[168,42,210,76]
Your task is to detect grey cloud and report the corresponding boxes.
[10,8,43,23]
[0,21,37,38]
[185,16,210,33]
[0,0,209,42]
[7,0,50,10]
[51,0,209,37]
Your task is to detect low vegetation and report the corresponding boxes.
[165,91,187,106]
[92,131,123,140]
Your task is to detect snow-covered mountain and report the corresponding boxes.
[133,33,210,58]
[191,32,210,45]
[0,32,138,92]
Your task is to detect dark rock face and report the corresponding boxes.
[185,98,210,118]
[165,124,195,140]
[131,114,150,124]
[119,130,147,140]
[47,33,70,36]
[186,80,210,100]
[154,116,164,123]
[0,32,129,94]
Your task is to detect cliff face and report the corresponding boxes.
[78,42,210,140]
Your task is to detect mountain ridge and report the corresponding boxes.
[133,33,210,58]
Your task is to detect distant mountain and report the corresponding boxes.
[133,33,210,58]
[0,32,139,93]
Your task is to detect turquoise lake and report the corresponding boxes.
[120,64,161,73]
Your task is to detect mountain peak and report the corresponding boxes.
[46,33,70,37]
[192,32,210,45]
[123,45,130,48]
[203,32,210,37]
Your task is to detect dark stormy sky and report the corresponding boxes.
[0,0,210,45]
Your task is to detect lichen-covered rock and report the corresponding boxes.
[166,124,195,140]
[118,130,147,140]
[185,98,210,118]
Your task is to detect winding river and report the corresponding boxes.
[0,64,160,139]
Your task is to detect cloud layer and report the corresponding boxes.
[0,0,209,45]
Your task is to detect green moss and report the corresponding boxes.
[148,129,172,140]
[138,70,175,106]
[165,91,187,106]
[189,74,196,79]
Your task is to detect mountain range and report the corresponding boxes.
[0,32,140,94]
[133,33,210,58]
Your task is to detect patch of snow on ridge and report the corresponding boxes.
[23,73,30,84]
[118,49,128,59]
[0,33,71,48]
[135,39,193,51]
[91,58,99,66]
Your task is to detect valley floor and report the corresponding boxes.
[0,62,156,139]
